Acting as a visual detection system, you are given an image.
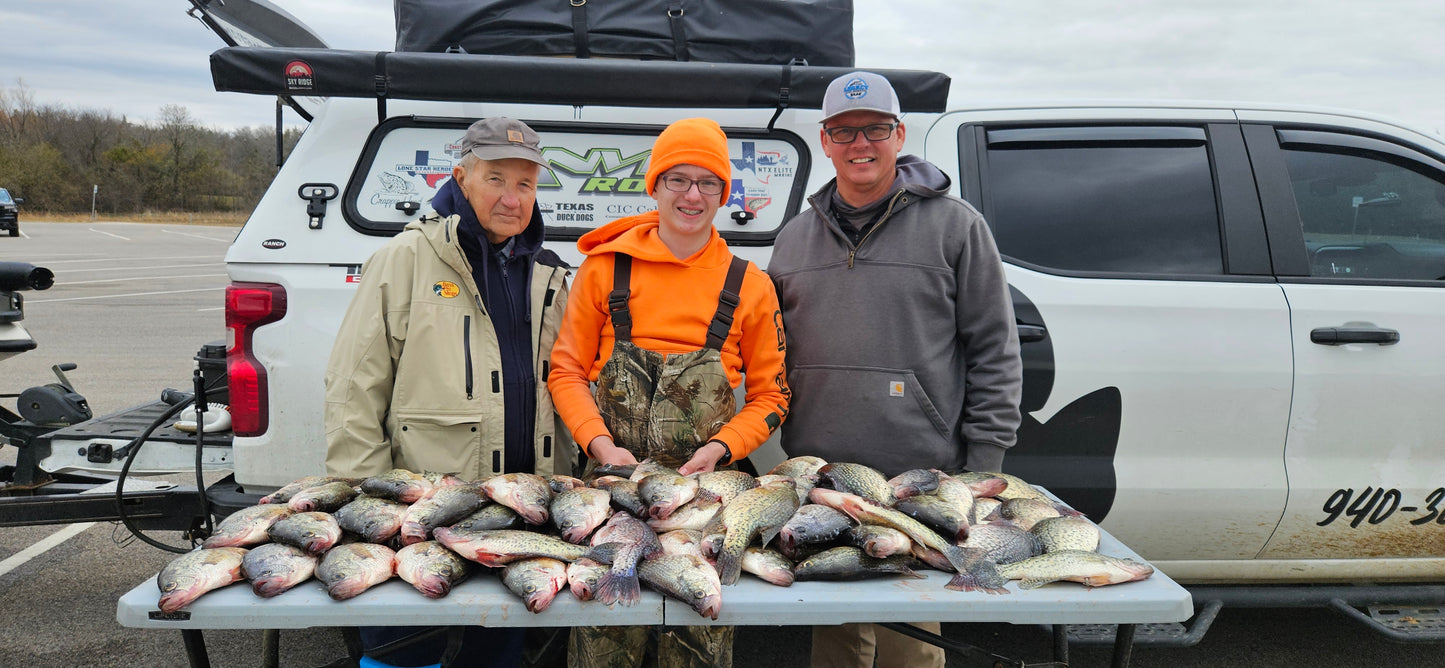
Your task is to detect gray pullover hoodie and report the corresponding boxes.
[769,155,1022,476]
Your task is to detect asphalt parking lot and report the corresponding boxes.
[1,222,1441,667]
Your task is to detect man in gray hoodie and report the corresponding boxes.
[769,71,1023,668]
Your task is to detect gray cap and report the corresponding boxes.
[460,117,547,166]
[821,71,901,123]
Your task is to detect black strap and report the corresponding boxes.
[570,0,591,59]
[608,254,634,343]
[667,2,689,61]
[704,257,749,351]
[767,59,800,132]
[373,52,390,124]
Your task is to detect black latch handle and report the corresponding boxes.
[1310,327,1400,345]
[298,183,339,230]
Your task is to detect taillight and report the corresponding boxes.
[225,282,287,436]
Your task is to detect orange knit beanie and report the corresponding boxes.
[644,118,732,204]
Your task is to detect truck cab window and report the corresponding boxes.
[1281,147,1445,281]
[983,128,1223,276]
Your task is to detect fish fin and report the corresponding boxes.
[1017,578,1053,590]
[758,525,784,549]
[594,571,641,607]
[586,542,622,565]
[900,564,925,580]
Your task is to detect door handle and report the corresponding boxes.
[1309,327,1400,345]
[1017,324,1048,343]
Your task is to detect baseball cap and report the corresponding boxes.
[820,71,901,123]
[460,117,547,167]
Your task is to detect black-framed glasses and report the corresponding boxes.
[823,123,898,144]
[659,173,726,196]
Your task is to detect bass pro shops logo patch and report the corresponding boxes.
[432,281,460,298]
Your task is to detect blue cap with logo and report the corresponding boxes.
[821,71,901,123]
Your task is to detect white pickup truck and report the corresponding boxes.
[37,0,1445,645]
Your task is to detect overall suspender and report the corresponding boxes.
[607,253,749,350]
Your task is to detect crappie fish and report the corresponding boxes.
[931,476,979,526]
[887,469,941,500]
[481,473,554,525]
[817,463,895,506]
[547,474,587,493]
[795,546,922,582]
[712,480,799,586]
[627,459,676,483]
[958,471,1049,502]
[287,480,359,513]
[335,495,410,544]
[593,477,648,518]
[768,456,828,478]
[202,504,293,548]
[317,543,396,600]
[973,497,1002,522]
[267,511,343,555]
[551,487,614,544]
[894,494,970,541]
[360,469,438,503]
[991,498,1061,532]
[848,525,913,558]
[638,553,723,620]
[740,547,794,587]
[657,529,706,558]
[1031,516,1101,553]
[502,557,569,613]
[645,498,721,533]
[693,470,758,505]
[591,511,663,607]
[778,504,854,552]
[259,476,358,505]
[567,557,610,601]
[157,547,247,612]
[448,503,522,532]
[433,527,591,568]
[995,550,1154,589]
[399,484,488,545]
[951,472,1008,500]
[638,472,698,520]
[396,541,470,599]
[241,543,317,598]
[757,473,818,506]
[809,487,1007,594]
[961,521,1043,565]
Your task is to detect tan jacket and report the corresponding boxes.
[324,213,574,480]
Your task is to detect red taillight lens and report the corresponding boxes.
[225,282,287,437]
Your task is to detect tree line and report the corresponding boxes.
[0,84,300,214]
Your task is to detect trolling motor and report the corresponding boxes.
[0,262,91,427]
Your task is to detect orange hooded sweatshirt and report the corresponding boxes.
[548,212,790,464]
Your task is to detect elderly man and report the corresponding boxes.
[324,117,573,668]
[769,72,1023,668]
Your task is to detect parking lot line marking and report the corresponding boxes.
[197,306,225,312]
[66,273,228,285]
[63,262,224,274]
[16,255,221,265]
[28,287,224,303]
[89,228,131,241]
[161,229,232,242]
[0,522,95,579]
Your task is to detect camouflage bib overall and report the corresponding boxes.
[593,253,747,469]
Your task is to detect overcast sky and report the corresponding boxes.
[4,1,1444,135]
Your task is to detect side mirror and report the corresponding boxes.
[12,198,22,205]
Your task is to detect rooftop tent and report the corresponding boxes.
[186,0,327,49]
[209,48,951,112]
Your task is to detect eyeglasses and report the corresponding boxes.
[659,173,726,196]
[823,123,898,144]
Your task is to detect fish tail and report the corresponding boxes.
[944,557,1010,595]
[716,541,746,586]
[594,570,640,607]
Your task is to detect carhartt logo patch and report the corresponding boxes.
[889,381,905,397]
[432,281,460,298]
[507,130,524,143]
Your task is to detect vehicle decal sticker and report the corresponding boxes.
[261,239,286,249]
[284,61,314,92]
[1318,486,1445,527]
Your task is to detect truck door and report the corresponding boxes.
[931,112,1293,562]
[1244,121,1445,564]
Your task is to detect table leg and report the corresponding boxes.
[1052,624,1069,664]
[262,628,280,668]
[181,629,211,668]
[1111,624,1137,668]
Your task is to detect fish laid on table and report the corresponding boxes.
[399,483,488,545]
[961,521,1043,565]
[361,469,444,503]
[593,477,649,518]
[887,469,941,499]
[657,529,706,558]
[711,479,799,586]
[740,546,794,587]
[396,541,470,599]
[794,546,923,582]
[551,487,614,544]
[481,472,554,525]
[848,524,913,559]
[334,495,411,544]
[287,480,359,513]
[157,547,247,613]
[547,474,588,493]
[502,557,570,613]
[777,504,854,552]
[567,557,610,602]
[590,511,663,607]
[958,471,1049,502]
[645,497,721,533]
[202,504,293,548]
[894,493,971,541]
[994,550,1154,589]
[951,472,1008,500]
[693,470,758,505]
[816,463,894,506]
[755,473,818,507]
[448,503,522,532]
[241,543,317,598]
[433,527,591,567]
[638,472,699,520]
[638,553,723,620]
[267,511,343,555]
[767,456,828,478]
[627,460,675,483]
[259,476,358,505]
[317,542,396,600]
[989,497,1062,532]
[1031,515,1101,553]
